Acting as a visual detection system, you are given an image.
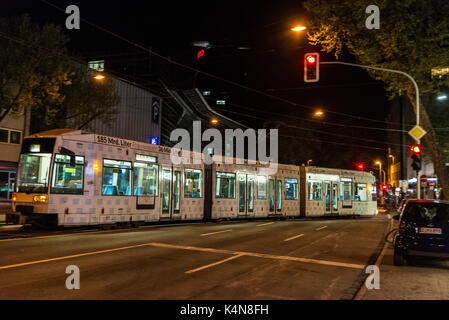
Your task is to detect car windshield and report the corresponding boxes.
[17,153,52,193]
[402,203,449,224]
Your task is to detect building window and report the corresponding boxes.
[102,159,132,196]
[256,175,267,199]
[10,131,21,144]
[0,129,8,143]
[184,169,202,198]
[88,60,105,72]
[285,178,298,200]
[133,163,158,196]
[355,183,368,201]
[51,154,84,195]
[308,180,322,200]
[340,179,353,201]
[216,172,235,198]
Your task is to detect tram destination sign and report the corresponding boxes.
[96,135,132,148]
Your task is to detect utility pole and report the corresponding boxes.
[321,61,422,199]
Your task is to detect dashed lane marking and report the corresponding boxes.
[256,222,275,227]
[316,226,328,231]
[284,234,305,242]
[200,229,232,236]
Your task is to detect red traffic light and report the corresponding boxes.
[410,145,422,155]
[356,163,365,170]
[382,184,388,190]
[306,55,316,64]
[304,52,320,83]
[197,49,205,59]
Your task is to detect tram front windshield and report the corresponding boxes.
[17,138,55,194]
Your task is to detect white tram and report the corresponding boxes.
[10,129,377,227]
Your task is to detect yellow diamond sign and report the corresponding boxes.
[408,125,427,142]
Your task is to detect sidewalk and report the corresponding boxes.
[361,220,449,299]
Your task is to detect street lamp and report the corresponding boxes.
[94,74,105,80]
[375,161,383,184]
[291,26,307,32]
[210,118,219,126]
[307,159,313,166]
[314,110,324,117]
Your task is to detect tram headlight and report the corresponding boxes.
[33,195,48,203]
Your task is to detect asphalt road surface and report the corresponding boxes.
[0,216,390,300]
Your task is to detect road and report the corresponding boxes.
[0,216,391,300]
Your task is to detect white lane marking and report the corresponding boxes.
[149,242,365,270]
[200,229,233,237]
[316,226,328,231]
[284,234,305,242]
[0,243,154,270]
[0,240,366,271]
[185,254,244,274]
[256,222,275,227]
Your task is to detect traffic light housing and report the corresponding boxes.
[410,145,422,172]
[304,52,320,83]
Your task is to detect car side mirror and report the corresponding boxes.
[393,215,400,221]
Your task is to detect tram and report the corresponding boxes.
[10,129,377,227]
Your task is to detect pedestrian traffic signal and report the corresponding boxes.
[410,145,422,172]
[304,52,319,83]
[197,49,205,60]
[382,184,388,191]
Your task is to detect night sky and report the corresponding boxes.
[1,0,393,169]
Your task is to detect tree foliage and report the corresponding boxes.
[304,0,449,197]
[0,15,120,133]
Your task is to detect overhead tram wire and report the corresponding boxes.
[213,107,411,149]
[211,99,410,133]
[39,0,408,129]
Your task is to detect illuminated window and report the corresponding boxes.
[184,169,202,198]
[256,175,267,199]
[354,183,368,201]
[88,60,105,72]
[102,159,132,196]
[216,172,235,198]
[308,180,322,200]
[133,162,158,196]
[285,178,298,200]
[51,154,84,195]
[340,179,353,201]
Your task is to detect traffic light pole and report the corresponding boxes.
[321,61,421,199]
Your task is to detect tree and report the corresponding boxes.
[0,15,120,133]
[304,0,449,197]
[0,15,71,123]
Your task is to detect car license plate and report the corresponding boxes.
[419,227,442,235]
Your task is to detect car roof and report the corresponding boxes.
[405,199,449,205]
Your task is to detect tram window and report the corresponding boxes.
[51,154,84,195]
[216,172,235,198]
[185,169,202,198]
[355,183,368,201]
[308,180,322,200]
[256,175,267,199]
[285,178,298,200]
[340,179,353,201]
[102,159,132,196]
[133,163,158,196]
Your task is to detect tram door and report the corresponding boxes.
[239,174,254,216]
[269,179,282,214]
[161,169,181,219]
[324,181,339,215]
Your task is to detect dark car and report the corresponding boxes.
[393,200,449,266]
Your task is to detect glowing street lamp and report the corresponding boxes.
[314,110,324,117]
[94,74,105,80]
[210,118,219,125]
[291,26,307,32]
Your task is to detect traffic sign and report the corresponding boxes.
[408,125,427,142]
[420,175,427,182]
